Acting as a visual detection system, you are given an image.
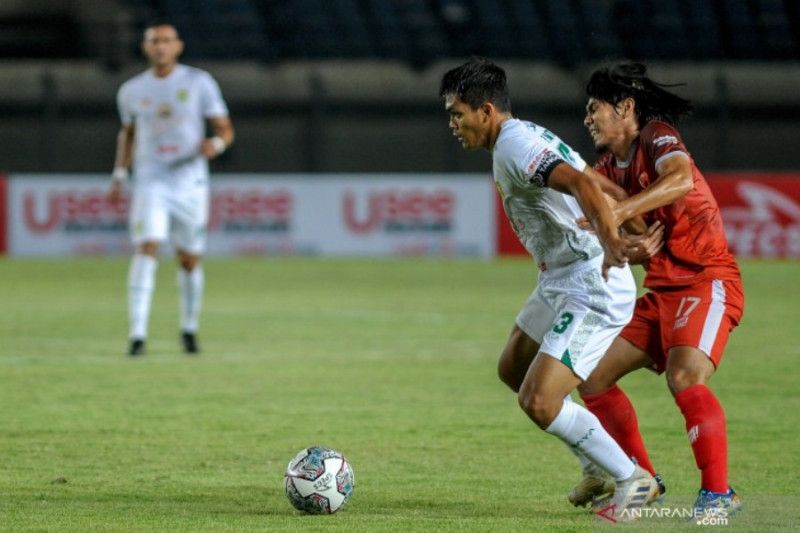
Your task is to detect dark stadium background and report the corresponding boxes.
[1,0,799,174]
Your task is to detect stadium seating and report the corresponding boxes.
[3,1,797,65]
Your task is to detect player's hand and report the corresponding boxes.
[575,216,595,233]
[602,235,629,269]
[200,137,225,159]
[626,220,665,264]
[108,179,125,205]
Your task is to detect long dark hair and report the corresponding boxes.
[586,62,692,127]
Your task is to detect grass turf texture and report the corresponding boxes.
[1,257,798,532]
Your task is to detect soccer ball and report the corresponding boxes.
[284,446,355,514]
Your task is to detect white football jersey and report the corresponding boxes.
[493,118,603,272]
[117,64,228,188]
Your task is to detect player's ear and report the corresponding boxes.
[479,101,494,121]
[621,97,635,119]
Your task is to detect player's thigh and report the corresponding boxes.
[579,336,654,395]
[498,323,541,392]
[129,185,169,245]
[518,348,583,427]
[169,186,209,255]
[538,264,637,382]
[660,279,743,371]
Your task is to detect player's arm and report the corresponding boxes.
[581,165,647,235]
[625,220,665,264]
[108,123,135,204]
[614,154,693,223]
[548,163,629,267]
[200,116,235,159]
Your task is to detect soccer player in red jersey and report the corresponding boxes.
[576,63,744,517]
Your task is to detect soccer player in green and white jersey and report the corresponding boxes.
[440,58,659,522]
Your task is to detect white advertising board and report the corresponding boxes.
[8,174,495,257]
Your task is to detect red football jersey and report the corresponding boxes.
[594,120,741,288]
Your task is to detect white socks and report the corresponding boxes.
[546,398,635,481]
[128,254,158,339]
[562,396,593,469]
[178,265,204,333]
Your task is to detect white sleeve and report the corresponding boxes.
[503,136,585,189]
[117,83,133,125]
[200,73,229,118]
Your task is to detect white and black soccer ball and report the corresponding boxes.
[284,446,355,514]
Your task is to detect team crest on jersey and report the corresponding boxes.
[157,103,173,118]
[638,172,649,188]
[177,88,189,102]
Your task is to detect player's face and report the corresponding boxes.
[584,97,628,153]
[445,95,490,151]
[142,25,183,69]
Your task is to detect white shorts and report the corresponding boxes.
[129,181,209,254]
[515,256,636,380]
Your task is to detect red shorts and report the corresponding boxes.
[620,278,744,374]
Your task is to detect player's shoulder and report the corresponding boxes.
[120,69,151,91]
[495,119,542,154]
[179,64,218,84]
[640,120,683,145]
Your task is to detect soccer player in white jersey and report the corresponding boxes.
[108,21,234,356]
[439,58,658,521]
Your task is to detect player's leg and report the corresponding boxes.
[662,279,744,515]
[520,351,657,522]
[170,186,209,354]
[497,324,541,393]
[579,336,658,477]
[501,289,603,477]
[176,249,203,353]
[127,186,168,355]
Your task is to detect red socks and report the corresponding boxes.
[580,385,656,476]
[674,384,728,493]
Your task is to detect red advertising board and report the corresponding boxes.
[707,173,800,258]
[496,173,800,258]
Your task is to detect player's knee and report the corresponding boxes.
[666,367,707,395]
[178,254,200,271]
[138,241,159,256]
[518,389,558,429]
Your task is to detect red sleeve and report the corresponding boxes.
[640,121,689,167]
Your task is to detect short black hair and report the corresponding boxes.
[143,19,180,37]
[439,57,511,112]
[586,62,692,127]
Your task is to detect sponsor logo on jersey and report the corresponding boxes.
[157,103,172,118]
[342,188,454,234]
[177,88,189,102]
[653,135,679,148]
[525,149,560,187]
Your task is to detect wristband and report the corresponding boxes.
[210,136,226,154]
[112,167,129,182]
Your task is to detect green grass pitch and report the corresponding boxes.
[1,257,798,531]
